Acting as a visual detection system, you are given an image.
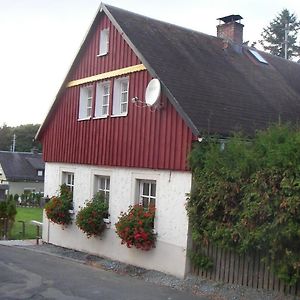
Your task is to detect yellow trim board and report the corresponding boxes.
[67,64,146,87]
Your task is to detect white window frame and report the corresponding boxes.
[62,172,74,194]
[94,175,110,203]
[95,81,110,118]
[98,28,109,56]
[138,180,156,209]
[112,77,129,116]
[78,86,93,120]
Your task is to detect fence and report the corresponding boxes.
[191,242,300,296]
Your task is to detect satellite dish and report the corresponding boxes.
[145,79,161,106]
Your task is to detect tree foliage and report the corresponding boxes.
[0,124,13,151]
[187,124,300,285]
[0,198,17,239]
[259,9,300,59]
[0,124,41,152]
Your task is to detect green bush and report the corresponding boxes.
[0,199,17,238]
[76,193,109,238]
[187,124,300,285]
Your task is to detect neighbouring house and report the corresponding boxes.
[35,4,300,278]
[0,184,9,201]
[0,151,45,196]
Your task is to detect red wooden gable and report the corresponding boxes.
[39,12,194,171]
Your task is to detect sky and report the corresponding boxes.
[0,0,300,127]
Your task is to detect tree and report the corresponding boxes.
[259,9,300,60]
[13,124,41,152]
[0,124,12,151]
[0,124,41,152]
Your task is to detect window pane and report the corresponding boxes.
[150,198,155,207]
[104,85,110,94]
[150,183,156,197]
[142,197,149,208]
[87,88,92,98]
[87,107,92,117]
[87,98,92,107]
[100,178,105,190]
[143,183,149,196]
[103,95,109,105]
[102,106,108,115]
[121,103,127,114]
[121,82,128,92]
[67,174,72,185]
[121,92,128,103]
[106,178,110,189]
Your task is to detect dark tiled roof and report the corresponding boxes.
[105,5,300,136]
[0,151,45,182]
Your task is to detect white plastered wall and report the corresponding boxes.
[43,162,192,278]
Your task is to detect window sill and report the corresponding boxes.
[97,52,108,57]
[110,113,128,118]
[77,117,91,121]
[93,115,109,120]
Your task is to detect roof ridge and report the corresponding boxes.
[104,4,219,41]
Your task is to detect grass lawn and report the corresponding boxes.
[9,207,43,240]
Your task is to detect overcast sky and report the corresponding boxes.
[1,0,299,127]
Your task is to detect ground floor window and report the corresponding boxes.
[62,172,74,192]
[138,180,156,209]
[95,175,110,203]
[62,172,74,203]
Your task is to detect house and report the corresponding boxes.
[0,151,45,196]
[0,184,9,201]
[36,4,300,278]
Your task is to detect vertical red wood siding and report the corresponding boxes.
[40,14,194,171]
[70,15,141,81]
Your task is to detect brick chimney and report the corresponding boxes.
[217,15,244,44]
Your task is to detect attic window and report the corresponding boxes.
[112,77,129,116]
[95,81,110,118]
[248,49,268,64]
[37,170,43,177]
[98,28,109,56]
[78,86,93,120]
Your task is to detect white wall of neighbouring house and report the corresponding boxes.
[42,162,192,278]
[8,181,44,196]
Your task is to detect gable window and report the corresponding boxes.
[112,77,129,116]
[138,180,156,209]
[95,81,110,118]
[37,170,43,177]
[95,175,110,203]
[79,86,93,120]
[98,28,109,56]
